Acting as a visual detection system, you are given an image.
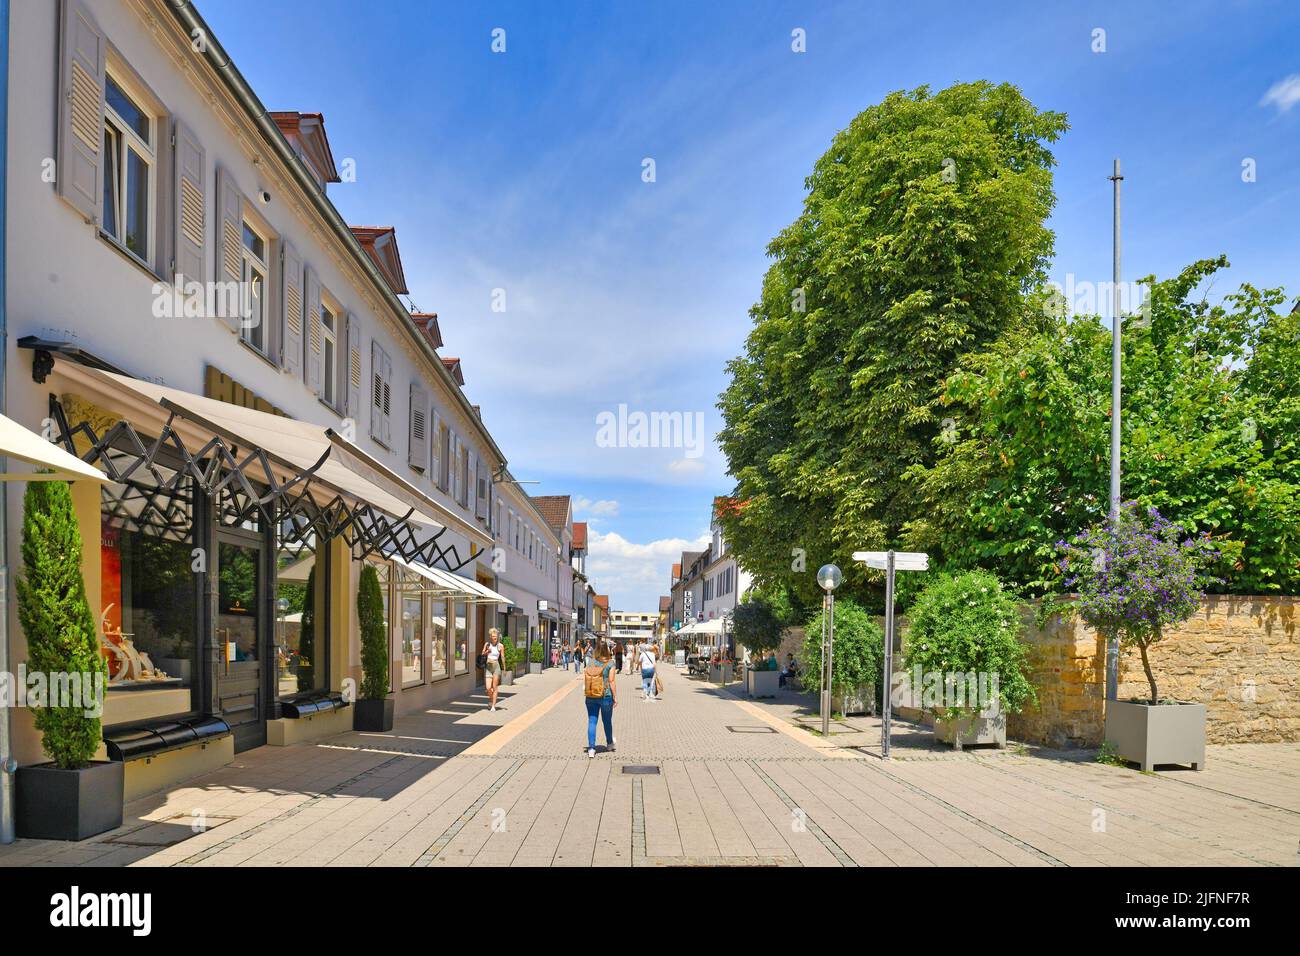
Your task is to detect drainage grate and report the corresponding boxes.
[727,725,777,734]
[622,765,661,775]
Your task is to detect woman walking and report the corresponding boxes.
[583,641,617,757]
[639,641,657,701]
[484,627,506,712]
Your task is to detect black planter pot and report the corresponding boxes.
[16,761,125,841]
[354,698,394,732]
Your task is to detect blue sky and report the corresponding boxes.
[201,0,1299,611]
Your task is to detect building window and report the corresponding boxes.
[275,523,321,699]
[321,304,339,408]
[240,221,269,355]
[399,568,423,687]
[438,425,450,491]
[102,74,154,265]
[430,598,449,681]
[453,599,468,674]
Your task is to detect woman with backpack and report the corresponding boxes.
[583,640,617,757]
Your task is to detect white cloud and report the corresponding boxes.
[586,528,710,612]
[574,497,620,519]
[667,457,708,475]
[1260,75,1300,114]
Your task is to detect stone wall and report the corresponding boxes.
[1006,596,1299,747]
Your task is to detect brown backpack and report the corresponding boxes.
[584,662,612,698]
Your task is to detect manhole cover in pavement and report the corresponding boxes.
[622,765,661,775]
[727,725,777,734]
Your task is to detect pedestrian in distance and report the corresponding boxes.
[483,627,506,712]
[640,641,657,701]
[583,640,617,757]
[614,641,624,674]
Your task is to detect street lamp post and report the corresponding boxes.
[1106,158,1124,702]
[816,564,842,738]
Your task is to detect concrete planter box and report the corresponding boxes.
[934,712,1007,749]
[1105,699,1205,771]
[709,663,733,684]
[354,698,394,732]
[16,761,124,841]
[747,669,780,698]
[528,662,543,675]
[837,684,877,716]
[500,670,514,686]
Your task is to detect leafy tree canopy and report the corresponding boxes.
[718,82,1068,608]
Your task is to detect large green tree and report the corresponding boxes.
[718,82,1068,607]
[905,257,1300,595]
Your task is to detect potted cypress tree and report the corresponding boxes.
[905,571,1036,749]
[353,564,394,731]
[15,479,122,840]
[500,640,517,685]
[1058,504,1219,770]
[528,640,544,674]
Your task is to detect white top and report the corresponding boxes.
[486,641,504,662]
[640,648,656,669]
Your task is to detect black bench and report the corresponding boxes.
[278,689,349,718]
[104,715,232,761]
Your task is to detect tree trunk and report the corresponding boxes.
[1137,638,1158,705]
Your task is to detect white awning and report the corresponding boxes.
[0,412,107,483]
[390,554,512,606]
[70,367,486,543]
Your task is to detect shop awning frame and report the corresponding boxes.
[43,363,484,573]
[388,554,513,606]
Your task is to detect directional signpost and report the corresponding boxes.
[852,550,929,758]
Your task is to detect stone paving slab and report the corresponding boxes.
[0,664,1294,867]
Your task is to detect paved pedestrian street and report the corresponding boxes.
[1,665,1295,868]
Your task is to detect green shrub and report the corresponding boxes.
[16,479,105,769]
[529,640,544,663]
[800,598,884,713]
[904,570,1035,721]
[732,597,785,657]
[357,564,388,700]
[501,638,520,669]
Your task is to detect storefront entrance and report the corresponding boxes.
[215,534,269,751]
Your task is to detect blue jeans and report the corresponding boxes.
[562,653,570,668]
[642,668,655,697]
[585,696,613,749]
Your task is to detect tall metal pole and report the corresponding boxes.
[881,550,895,759]
[820,591,831,737]
[1106,159,1123,702]
[0,0,15,845]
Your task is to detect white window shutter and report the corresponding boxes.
[214,166,243,332]
[408,382,429,471]
[304,266,323,393]
[172,119,205,286]
[56,0,105,222]
[280,240,303,376]
[345,312,362,419]
[430,409,442,485]
[381,350,393,446]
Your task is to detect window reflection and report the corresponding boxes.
[453,599,467,674]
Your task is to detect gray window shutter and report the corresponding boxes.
[215,166,243,332]
[345,312,362,419]
[173,119,205,286]
[408,382,429,471]
[381,350,393,446]
[56,0,105,222]
[280,240,303,376]
[304,266,323,393]
[430,409,442,485]
[476,456,488,519]
[370,340,383,442]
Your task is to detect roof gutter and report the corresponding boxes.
[160,0,508,470]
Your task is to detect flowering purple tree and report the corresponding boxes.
[1057,503,1219,705]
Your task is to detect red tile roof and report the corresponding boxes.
[572,521,587,549]
[530,495,571,535]
[349,226,409,295]
[270,111,340,184]
[409,312,442,349]
[441,357,465,386]
[593,594,609,609]
[658,596,670,612]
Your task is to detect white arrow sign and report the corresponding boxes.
[852,550,929,571]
